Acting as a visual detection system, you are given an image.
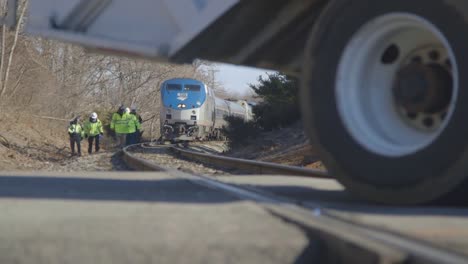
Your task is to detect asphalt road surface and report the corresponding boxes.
[216,175,468,257]
[0,171,310,264]
[3,171,468,263]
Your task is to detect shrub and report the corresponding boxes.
[222,116,258,148]
[250,73,300,131]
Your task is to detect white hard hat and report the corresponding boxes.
[90,112,98,119]
[125,107,130,113]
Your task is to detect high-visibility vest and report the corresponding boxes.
[68,123,84,137]
[129,113,142,133]
[84,119,104,136]
[111,113,133,134]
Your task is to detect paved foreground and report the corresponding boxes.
[0,172,309,264]
[3,171,468,263]
[217,175,468,256]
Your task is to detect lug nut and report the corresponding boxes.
[423,117,434,128]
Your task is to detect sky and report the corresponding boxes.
[215,63,276,96]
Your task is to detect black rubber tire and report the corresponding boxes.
[301,0,468,204]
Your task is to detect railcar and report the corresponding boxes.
[160,78,251,142]
[160,78,215,141]
[236,100,254,122]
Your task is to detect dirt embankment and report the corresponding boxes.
[1,113,324,171]
[0,112,126,171]
[225,122,326,170]
[0,112,69,170]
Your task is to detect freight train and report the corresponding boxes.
[160,78,253,142]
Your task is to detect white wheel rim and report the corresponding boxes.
[336,13,458,157]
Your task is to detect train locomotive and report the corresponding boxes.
[160,78,253,142]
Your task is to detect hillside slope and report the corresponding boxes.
[225,121,325,170]
[0,113,324,171]
[0,112,73,170]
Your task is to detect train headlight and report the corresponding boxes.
[177,104,187,109]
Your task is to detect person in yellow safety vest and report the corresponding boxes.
[125,107,142,146]
[130,106,143,123]
[68,116,85,157]
[129,106,143,144]
[110,105,129,148]
[84,112,104,154]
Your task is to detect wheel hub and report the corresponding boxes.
[335,13,458,157]
[394,46,453,132]
[394,62,452,114]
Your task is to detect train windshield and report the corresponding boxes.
[167,84,182,91]
[184,84,201,91]
[161,80,206,109]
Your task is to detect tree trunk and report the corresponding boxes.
[0,1,28,98]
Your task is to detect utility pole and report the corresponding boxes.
[209,67,219,89]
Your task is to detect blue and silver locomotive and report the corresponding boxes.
[160,78,253,141]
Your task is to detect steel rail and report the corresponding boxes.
[169,145,330,178]
[122,145,468,264]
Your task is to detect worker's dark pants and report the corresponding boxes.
[88,135,100,154]
[126,132,138,146]
[69,134,81,155]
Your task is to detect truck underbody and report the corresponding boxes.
[173,0,327,75]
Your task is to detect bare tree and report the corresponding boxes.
[0,1,217,140]
[0,0,27,99]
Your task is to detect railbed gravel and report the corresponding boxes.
[129,145,235,177]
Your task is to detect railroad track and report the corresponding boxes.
[123,143,468,263]
[127,142,329,178]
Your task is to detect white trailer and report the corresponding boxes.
[9,0,468,204]
[26,0,240,60]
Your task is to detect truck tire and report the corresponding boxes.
[301,0,468,204]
